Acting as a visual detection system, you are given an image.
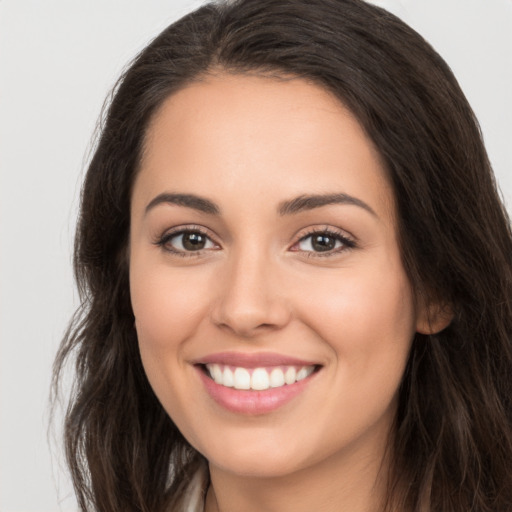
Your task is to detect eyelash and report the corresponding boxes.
[292,228,357,257]
[154,226,217,257]
[154,226,356,258]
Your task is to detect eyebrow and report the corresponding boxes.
[278,193,377,217]
[144,191,377,218]
[145,193,220,215]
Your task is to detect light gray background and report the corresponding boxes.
[0,1,510,511]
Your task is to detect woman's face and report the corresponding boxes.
[129,74,426,478]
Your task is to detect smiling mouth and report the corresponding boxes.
[200,364,321,391]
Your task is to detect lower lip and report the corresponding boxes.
[196,366,319,415]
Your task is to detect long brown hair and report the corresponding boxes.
[52,0,512,510]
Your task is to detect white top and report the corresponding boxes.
[179,463,209,512]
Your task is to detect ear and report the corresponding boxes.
[415,299,453,335]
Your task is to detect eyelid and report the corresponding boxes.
[154,224,221,255]
[153,224,356,257]
[289,226,357,256]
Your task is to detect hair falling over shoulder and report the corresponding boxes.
[52,0,512,510]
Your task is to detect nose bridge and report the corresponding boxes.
[212,239,290,336]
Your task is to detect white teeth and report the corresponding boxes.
[233,367,251,390]
[251,368,270,390]
[212,364,223,384]
[205,364,316,390]
[269,367,285,388]
[296,367,312,381]
[223,367,234,387]
[284,367,296,385]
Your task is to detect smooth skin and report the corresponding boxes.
[129,73,448,512]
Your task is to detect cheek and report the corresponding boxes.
[130,261,209,348]
[129,256,215,406]
[286,261,416,451]
[292,256,416,394]
[301,254,415,340]
[129,258,211,429]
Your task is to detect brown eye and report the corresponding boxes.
[294,229,356,256]
[181,232,208,250]
[162,230,217,253]
[311,234,337,252]
[298,232,343,253]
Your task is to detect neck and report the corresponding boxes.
[204,432,392,512]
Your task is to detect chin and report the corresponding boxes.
[193,427,321,479]
[208,451,306,479]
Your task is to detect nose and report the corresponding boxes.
[211,247,291,338]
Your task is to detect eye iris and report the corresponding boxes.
[182,232,206,250]
[312,234,336,252]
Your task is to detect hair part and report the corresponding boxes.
[52,1,512,510]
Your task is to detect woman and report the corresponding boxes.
[52,0,512,510]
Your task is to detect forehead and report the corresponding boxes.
[134,73,394,223]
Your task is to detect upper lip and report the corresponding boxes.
[192,351,321,368]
